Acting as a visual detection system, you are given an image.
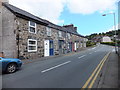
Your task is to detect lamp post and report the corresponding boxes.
[102,12,117,53]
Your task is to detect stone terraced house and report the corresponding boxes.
[0,0,87,60]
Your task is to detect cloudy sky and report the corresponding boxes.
[9,0,119,36]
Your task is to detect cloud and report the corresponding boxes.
[9,0,66,24]
[66,0,118,14]
[9,0,118,24]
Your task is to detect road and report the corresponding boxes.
[2,45,114,88]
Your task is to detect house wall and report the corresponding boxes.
[0,1,2,53]
[102,36,112,42]
[2,5,86,60]
[2,6,17,58]
[14,17,47,59]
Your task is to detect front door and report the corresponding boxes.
[59,40,64,54]
[44,40,49,57]
[49,40,54,56]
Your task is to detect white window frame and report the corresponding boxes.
[28,39,37,52]
[29,21,36,34]
[46,27,51,36]
[58,31,62,37]
[67,33,71,39]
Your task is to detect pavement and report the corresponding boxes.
[93,51,119,88]
[22,47,88,65]
[2,45,119,88]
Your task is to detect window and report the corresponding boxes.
[28,39,37,52]
[29,21,36,34]
[58,31,62,37]
[67,33,71,39]
[46,27,51,36]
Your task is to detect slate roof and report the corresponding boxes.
[3,3,84,37]
[3,3,48,25]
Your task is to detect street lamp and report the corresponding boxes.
[102,12,117,53]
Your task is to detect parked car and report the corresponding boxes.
[0,57,22,73]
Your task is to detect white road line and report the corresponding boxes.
[41,61,71,73]
[112,49,115,52]
[89,53,92,54]
[78,55,86,59]
[92,47,96,49]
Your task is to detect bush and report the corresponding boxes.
[86,41,96,47]
[100,42,115,46]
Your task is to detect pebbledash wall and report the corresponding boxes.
[0,1,87,60]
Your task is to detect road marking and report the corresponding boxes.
[92,47,96,50]
[78,55,86,59]
[89,53,92,54]
[88,52,110,88]
[112,49,115,52]
[94,51,97,52]
[41,61,71,73]
[82,52,110,89]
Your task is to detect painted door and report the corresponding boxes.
[59,40,64,54]
[44,40,49,57]
[69,42,72,52]
[49,40,54,56]
[74,42,77,51]
[72,43,74,51]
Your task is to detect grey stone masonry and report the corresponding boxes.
[0,2,87,60]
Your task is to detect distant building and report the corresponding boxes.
[102,36,112,42]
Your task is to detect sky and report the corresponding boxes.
[9,0,119,36]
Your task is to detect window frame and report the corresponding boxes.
[29,21,37,34]
[46,27,52,36]
[28,39,37,52]
[58,31,62,37]
[67,33,71,39]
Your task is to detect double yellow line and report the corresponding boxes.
[82,52,111,89]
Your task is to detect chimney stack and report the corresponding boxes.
[1,0,9,3]
[74,27,77,33]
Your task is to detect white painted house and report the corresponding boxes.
[102,36,112,42]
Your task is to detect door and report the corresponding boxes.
[74,42,77,51]
[44,40,49,57]
[59,40,64,54]
[49,40,54,56]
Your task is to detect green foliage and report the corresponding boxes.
[100,42,115,46]
[85,30,120,40]
[86,41,96,47]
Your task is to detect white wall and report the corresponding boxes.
[102,36,112,42]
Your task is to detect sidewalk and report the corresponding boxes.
[93,51,119,88]
[22,47,89,65]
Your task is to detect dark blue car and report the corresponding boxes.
[0,57,22,73]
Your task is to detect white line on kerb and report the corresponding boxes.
[41,61,71,73]
[78,55,86,59]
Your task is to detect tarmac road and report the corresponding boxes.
[2,44,114,88]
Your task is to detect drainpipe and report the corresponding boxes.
[17,30,20,59]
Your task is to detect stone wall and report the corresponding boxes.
[2,5,86,60]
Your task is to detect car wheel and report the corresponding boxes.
[6,63,17,73]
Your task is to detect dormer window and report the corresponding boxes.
[29,21,36,34]
[46,27,51,36]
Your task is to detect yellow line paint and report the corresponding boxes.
[82,52,110,89]
[88,52,110,88]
